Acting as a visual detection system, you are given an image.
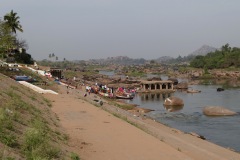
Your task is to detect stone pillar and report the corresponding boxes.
[155,84,157,90]
[160,83,162,90]
[165,83,168,89]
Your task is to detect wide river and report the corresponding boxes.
[99,71,240,152]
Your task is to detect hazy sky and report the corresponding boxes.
[1,0,240,61]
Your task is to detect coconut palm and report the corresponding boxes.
[4,10,23,33]
[49,54,52,60]
[0,19,16,58]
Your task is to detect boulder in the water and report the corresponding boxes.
[203,106,237,116]
[217,88,224,92]
[177,82,188,89]
[163,96,184,106]
[168,78,178,85]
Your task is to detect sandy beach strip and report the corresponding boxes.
[45,86,240,160]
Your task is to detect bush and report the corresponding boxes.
[70,152,80,160]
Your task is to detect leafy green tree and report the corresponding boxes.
[190,44,240,69]
[4,10,23,34]
[190,55,205,68]
[14,52,33,64]
[150,60,155,64]
[221,43,231,53]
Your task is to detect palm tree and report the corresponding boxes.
[0,19,16,58]
[4,10,23,34]
[49,54,52,60]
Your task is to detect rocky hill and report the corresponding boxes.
[87,56,146,65]
[155,56,174,63]
[189,45,218,56]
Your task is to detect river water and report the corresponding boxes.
[99,71,240,151]
[126,85,240,151]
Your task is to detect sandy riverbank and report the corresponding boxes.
[45,85,240,160]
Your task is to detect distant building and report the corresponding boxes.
[50,68,63,79]
[139,80,175,93]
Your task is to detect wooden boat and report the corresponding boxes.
[14,75,36,83]
[187,89,201,93]
[116,94,134,99]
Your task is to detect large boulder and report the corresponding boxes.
[163,96,184,106]
[151,77,162,81]
[168,78,178,85]
[177,82,188,89]
[147,77,162,81]
[203,106,237,116]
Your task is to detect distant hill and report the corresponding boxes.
[88,56,146,65]
[152,45,218,64]
[189,45,218,56]
[155,56,174,63]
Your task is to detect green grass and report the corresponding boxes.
[0,131,18,147]
[126,71,146,77]
[43,97,52,107]
[4,157,15,160]
[22,119,61,159]
[0,86,66,159]
[0,108,18,147]
[70,152,80,160]
[10,85,19,91]
[30,95,37,101]
[106,100,135,110]
[116,104,135,110]
[200,74,214,79]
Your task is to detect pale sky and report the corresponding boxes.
[1,0,240,61]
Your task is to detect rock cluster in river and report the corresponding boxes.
[203,106,237,116]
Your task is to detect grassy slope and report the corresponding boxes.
[0,73,70,159]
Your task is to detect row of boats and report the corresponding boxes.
[98,87,136,99]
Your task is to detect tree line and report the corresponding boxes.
[0,10,33,64]
[190,44,240,69]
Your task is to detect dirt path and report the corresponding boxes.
[45,86,240,160]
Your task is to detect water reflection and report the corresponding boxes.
[139,93,172,101]
[163,105,184,112]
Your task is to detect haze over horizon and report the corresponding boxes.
[1,0,240,61]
